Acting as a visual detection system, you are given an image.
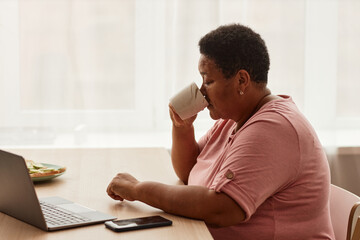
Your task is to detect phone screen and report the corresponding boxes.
[105,215,172,232]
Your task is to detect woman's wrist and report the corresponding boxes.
[132,181,144,201]
[172,122,193,130]
[134,181,160,205]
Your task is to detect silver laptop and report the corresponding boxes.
[0,149,116,231]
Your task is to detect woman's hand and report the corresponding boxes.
[169,104,197,128]
[106,173,139,201]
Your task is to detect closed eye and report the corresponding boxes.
[204,80,214,86]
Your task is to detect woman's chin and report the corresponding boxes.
[209,110,221,120]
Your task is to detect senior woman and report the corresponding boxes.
[107,24,335,239]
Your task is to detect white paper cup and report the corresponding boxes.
[169,82,209,120]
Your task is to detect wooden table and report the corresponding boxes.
[0,148,213,240]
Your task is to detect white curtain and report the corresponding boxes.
[0,0,359,146]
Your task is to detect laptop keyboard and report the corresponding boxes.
[40,201,91,226]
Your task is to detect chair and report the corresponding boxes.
[351,216,360,240]
[330,184,360,240]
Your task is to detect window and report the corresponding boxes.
[0,0,359,147]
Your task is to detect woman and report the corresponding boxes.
[107,24,335,239]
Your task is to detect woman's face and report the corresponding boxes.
[198,55,239,121]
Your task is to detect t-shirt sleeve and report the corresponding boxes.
[209,113,300,221]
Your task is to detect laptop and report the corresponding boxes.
[0,149,116,231]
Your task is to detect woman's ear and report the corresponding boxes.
[237,69,251,94]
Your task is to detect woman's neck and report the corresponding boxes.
[234,88,274,133]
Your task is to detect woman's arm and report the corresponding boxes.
[107,173,246,227]
[169,106,199,184]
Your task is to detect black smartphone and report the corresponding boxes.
[105,215,172,232]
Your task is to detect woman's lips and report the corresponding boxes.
[202,95,211,109]
[204,96,211,105]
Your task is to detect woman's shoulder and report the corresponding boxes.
[238,95,300,136]
[263,95,294,107]
[256,95,300,117]
[247,95,316,141]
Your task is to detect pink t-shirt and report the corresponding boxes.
[188,96,335,240]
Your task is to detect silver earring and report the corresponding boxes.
[239,91,244,95]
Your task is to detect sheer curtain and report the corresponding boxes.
[0,0,359,147]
